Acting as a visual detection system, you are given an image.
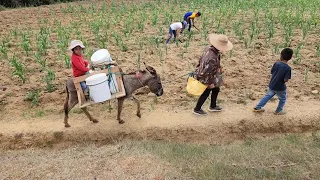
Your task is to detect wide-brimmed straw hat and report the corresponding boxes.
[208,34,233,52]
[68,40,85,50]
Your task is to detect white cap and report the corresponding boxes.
[68,40,85,50]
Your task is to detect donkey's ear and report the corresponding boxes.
[143,62,156,74]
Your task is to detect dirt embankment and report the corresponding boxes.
[1,100,319,150]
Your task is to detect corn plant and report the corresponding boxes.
[141,9,148,22]
[216,26,225,35]
[130,3,138,14]
[120,42,128,52]
[57,25,70,54]
[44,68,56,92]
[110,1,117,13]
[24,90,40,107]
[151,36,162,48]
[152,11,159,26]
[316,43,320,57]
[113,33,128,52]
[292,43,303,65]
[21,32,32,55]
[184,40,190,50]
[120,2,127,16]
[137,20,145,32]
[273,44,280,55]
[89,3,96,14]
[100,2,107,12]
[283,24,293,47]
[0,41,8,59]
[265,18,275,43]
[158,26,164,35]
[9,55,26,83]
[104,20,110,30]
[249,21,257,43]
[139,39,144,50]
[136,52,141,69]
[99,31,108,48]
[35,53,46,70]
[11,28,18,39]
[78,4,86,13]
[64,54,71,68]
[243,38,249,49]
[301,22,310,40]
[36,30,50,55]
[75,28,82,40]
[91,21,102,40]
[164,11,172,25]
[202,16,210,30]
[112,32,122,46]
[123,17,134,37]
[314,62,320,72]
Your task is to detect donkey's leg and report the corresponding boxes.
[132,96,141,118]
[81,107,99,123]
[117,97,125,124]
[64,97,78,128]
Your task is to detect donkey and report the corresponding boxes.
[63,64,163,128]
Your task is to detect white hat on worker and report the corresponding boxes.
[68,40,85,50]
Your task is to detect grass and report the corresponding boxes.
[1,132,320,179]
[139,132,320,179]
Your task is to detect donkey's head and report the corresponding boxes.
[142,63,163,96]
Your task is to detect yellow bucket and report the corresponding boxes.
[186,77,207,96]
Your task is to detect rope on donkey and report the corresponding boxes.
[162,72,194,84]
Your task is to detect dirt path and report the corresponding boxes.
[1,99,319,149]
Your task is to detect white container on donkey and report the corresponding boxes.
[85,73,111,103]
[90,49,113,65]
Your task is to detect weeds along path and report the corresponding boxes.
[1,99,319,149]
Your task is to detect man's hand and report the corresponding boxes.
[87,64,91,69]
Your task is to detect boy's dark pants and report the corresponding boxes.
[194,87,220,111]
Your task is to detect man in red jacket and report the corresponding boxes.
[69,40,90,93]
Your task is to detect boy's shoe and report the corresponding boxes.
[193,109,208,116]
[253,107,265,112]
[208,106,222,112]
[274,110,286,115]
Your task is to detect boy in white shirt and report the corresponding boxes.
[166,22,186,44]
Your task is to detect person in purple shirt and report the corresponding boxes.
[254,48,293,115]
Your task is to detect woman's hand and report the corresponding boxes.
[208,83,215,88]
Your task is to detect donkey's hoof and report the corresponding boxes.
[65,124,71,128]
[92,119,99,123]
[137,113,141,118]
[118,120,125,124]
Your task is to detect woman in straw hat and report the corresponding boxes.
[69,40,90,94]
[193,34,233,116]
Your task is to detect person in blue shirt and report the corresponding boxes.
[253,48,293,115]
[182,11,201,32]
